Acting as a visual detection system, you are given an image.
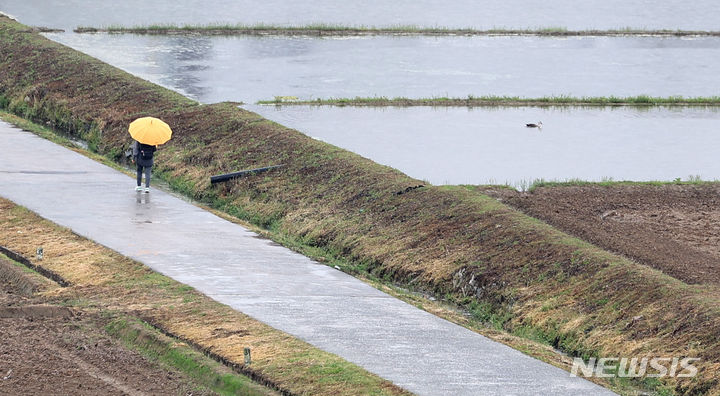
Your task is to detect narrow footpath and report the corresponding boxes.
[0,121,614,395]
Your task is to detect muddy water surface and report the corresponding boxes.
[42,33,720,103]
[3,0,720,31]
[247,105,720,187]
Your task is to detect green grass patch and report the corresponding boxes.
[527,177,719,192]
[73,23,720,37]
[257,95,720,107]
[105,317,275,396]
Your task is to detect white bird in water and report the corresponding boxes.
[526,121,543,128]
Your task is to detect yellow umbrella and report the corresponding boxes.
[128,117,172,145]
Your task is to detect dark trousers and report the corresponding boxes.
[136,164,152,187]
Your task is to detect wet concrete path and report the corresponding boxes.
[0,122,614,395]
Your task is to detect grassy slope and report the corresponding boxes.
[1,16,719,395]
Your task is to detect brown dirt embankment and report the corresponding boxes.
[484,183,720,285]
[2,15,719,394]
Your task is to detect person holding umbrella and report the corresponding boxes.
[128,117,172,193]
[132,140,157,192]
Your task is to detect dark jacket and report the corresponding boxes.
[132,141,157,167]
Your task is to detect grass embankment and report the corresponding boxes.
[259,95,720,107]
[2,15,719,394]
[0,200,409,396]
[526,178,715,192]
[0,254,277,395]
[73,23,720,37]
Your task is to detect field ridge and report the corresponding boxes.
[73,24,720,37]
[257,95,720,107]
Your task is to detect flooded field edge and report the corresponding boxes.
[2,15,719,395]
[247,104,720,188]
[5,0,720,32]
[257,95,720,107]
[72,23,720,37]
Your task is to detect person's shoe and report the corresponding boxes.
[145,187,150,193]
[135,186,143,191]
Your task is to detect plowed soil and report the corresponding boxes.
[0,261,213,396]
[483,184,720,285]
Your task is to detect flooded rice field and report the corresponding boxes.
[4,2,720,186]
[3,0,720,31]
[43,33,720,103]
[247,105,720,187]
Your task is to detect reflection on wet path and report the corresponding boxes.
[135,191,151,206]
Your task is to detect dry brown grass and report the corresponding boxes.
[0,199,410,396]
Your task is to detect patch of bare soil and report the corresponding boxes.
[0,261,213,396]
[483,184,720,285]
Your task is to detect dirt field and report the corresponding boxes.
[483,183,720,286]
[0,258,214,396]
